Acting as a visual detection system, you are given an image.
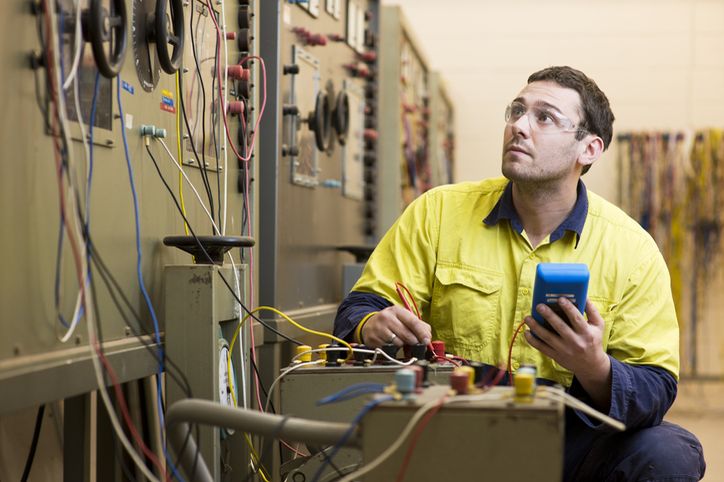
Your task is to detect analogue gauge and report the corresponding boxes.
[218,341,236,407]
[132,0,161,91]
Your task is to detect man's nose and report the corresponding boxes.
[511,113,532,138]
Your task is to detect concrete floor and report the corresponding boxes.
[665,380,724,481]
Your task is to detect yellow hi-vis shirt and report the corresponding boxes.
[352,178,679,386]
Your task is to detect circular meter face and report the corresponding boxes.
[218,344,234,406]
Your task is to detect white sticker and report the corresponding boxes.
[125,113,133,129]
[283,4,291,25]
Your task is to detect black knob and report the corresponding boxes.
[325,343,341,366]
[282,145,299,157]
[283,64,300,75]
[237,79,250,99]
[380,343,398,363]
[363,185,375,201]
[237,28,251,52]
[410,343,427,360]
[470,362,486,385]
[364,169,376,184]
[238,6,250,29]
[283,104,299,116]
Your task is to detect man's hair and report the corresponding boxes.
[527,66,614,174]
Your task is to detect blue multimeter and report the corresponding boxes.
[531,263,589,332]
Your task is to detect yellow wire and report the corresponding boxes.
[224,305,353,481]
[175,72,190,235]
[243,433,271,482]
[229,306,354,364]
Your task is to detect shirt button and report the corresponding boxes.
[512,361,520,370]
[521,288,529,295]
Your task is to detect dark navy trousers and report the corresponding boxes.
[565,420,705,481]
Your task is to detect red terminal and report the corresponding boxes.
[363,129,379,142]
[450,371,469,394]
[328,33,345,42]
[409,365,424,388]
[227,100,245,115]
[292,27,310,37]
[403,103,417,114]
[431,340,446,359]
[359,51,377,63]
[309,33,328,46]
[227,65,251,81]
[226,32,237,41]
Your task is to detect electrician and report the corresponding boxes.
[333,66,706,481]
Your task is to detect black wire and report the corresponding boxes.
[179,69,217,235]
[87,237,193,398]
[211,18,222,227]
[87,237,203,478]
[145,144,303,346]
[187,0,217,232]
[20,405,45,482]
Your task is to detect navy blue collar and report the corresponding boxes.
[483,180,588,247]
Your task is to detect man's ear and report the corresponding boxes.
[578,135,604,170]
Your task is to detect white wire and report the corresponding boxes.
[290,347,417,366]
[220,0,229,235]
[538,387,626,431]
[337,396,446,482]
[157,137,250,410]
[56,2,89,344]
[45,5,162,480]
[61,0,83,91]
[264,360,325,413]
[158,138,217,229]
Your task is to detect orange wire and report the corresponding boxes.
[507,321,528,384]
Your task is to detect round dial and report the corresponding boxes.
[218,343,235,407]
[132,0,161,92]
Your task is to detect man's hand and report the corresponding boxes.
[524,298,612,410]
[361,306,432,348]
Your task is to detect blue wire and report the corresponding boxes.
[316,383,387,405]
[115,76,185,482]
[311,395,394,482]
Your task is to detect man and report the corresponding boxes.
[333,66,705,481]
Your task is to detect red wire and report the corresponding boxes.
[394,397,447,482]
[394,282,421,318]
[507,320,528,384]
[204,0,267,163]
[95,341,170,482]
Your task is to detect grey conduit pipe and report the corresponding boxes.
[166,399,359,481]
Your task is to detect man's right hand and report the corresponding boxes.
[361,306,432,348]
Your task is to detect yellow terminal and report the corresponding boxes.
[514,366,537,403]
[295,345,313,363]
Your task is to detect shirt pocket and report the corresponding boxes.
[431,263,504,348]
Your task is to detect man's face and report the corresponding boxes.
[501,80,585,184]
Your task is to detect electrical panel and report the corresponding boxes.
[258,0,379,334]
[0,0,258,419]
[429,71,455,186]
[373,5,438,240]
